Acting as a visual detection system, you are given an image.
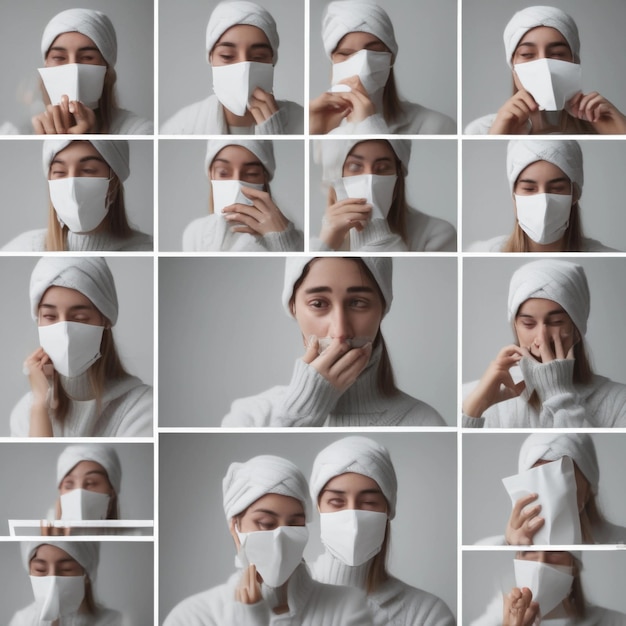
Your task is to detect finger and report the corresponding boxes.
[224,206,262,222]
[51,105,68,134]
[328,342,372,381]
[552,331,565,360]
[302,335,320,364]
[238,186,269,201]
[314,337,352,369]
[537,335,555,363]
[516,89,540,111]
[41,110,57,134]
[512,493,539,522]
[230,225,259,235]
[32,115,47,134]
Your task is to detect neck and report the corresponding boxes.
[317,551,370,589]
[59,370,96,401]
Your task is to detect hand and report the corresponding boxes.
[566,91,626,134]
[309,91,353,134]
[503,587,540,626]
[506,493,545,545]
[489,89,538,134]
[235,564,263,605]
[303,335,372,393]
[319,197,373,250]
[23,348,53,407]
[525,328,576,365]
[335,76,376,123]
[40,520,70,536]
[222,186,289,236]
[248,87,279,124]
[32,95,98,134]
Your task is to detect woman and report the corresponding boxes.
[182,139,303,251]
[33,8,152,134]
[465,6,626,134]
[11,257,153,437]
[163,454,372,625]
[2,140,152,251]
[10,541,121,625]
[310,0,455,135]
[161,0,304,134]
[468,140,618,252]
[462,259,626,427]
[309,436,455,626]
[312,138,456,251]
[222,256,446,427]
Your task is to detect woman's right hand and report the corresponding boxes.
[235,564,263,605]
[505,493,545,545]
[503,587,540,626]
[24,348,53,407]
[309,91,352,134]
[489,89,539,134]
[32,95,98,134]
[319,197,372,250]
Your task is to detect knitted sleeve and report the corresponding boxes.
[328,112,390,135]
[112,386,154,436]
[350,219,408,252]
[260,222,304,251]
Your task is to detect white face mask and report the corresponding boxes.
[48,177,110,233]
[30,575,85,621]
[60,488,111,520]
[211,179,264,215]
[515,192,572,244]
[38,321,104,378]
[236,525,309,588]
[514,58,582,111]
[320,509,387,566]
[38,63,107,109]
[212,61,274,117]
[514,558,574,617]
[331,49,392,96]
[317,336,371,355]
[333,173,397,220]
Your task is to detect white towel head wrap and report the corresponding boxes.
[42,140,130,183]
[22,541,100,580]
[503,5,580,68]
[310,436,397,519]
[42,8,117,67]
[57,444,122,494]
[205,139,276,181]
[206,1,279,64]
[322,0,398,59]
[282,256,393,317]
[507,140,583,195]
[508,260,590,335]
[223,455,311,521]
[30,257,119,326]
[518,433,599,494]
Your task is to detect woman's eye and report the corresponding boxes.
[218,54,235,62]
[309,299,327,309]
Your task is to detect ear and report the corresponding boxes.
[229,517,241,550]
[572,183,581,205]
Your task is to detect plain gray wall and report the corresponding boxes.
[462,140,626,251]
[158,256,457,426]
[462,433,626,545]
[159,432,457,621]
[310,0,457,124]
[0,442,153,532]
[462,0,626,130]
[0,139,154,248]
[0,0,154,133]
[0,541,153,625]
[463,551,626,624]
[158,138,305,250]
[0,256,154,436]
[463,257,626,385]
[158,0,305,128]
[309,139,458,244]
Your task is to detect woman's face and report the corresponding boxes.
[318,472,388,514]
[532,459,590,512]
[210,24,273,65]
[342,140,397,178]
[45,31,106,67]
[513,160,572,197]
[331,31,389,63]
[209,145,266,184]
[292,258,384,346]
[514,298,578,361]
[29,544,85,577]
[38,286,106,328]
[48,141,111,180]
[234,493,306,534]
[516,550,574,568]
[59,460,114,497]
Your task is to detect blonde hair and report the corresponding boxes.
[365,520,391,594]
[381,69,404,124]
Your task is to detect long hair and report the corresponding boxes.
[579,491,605,544]
[365,520,391,594]
[381,69,404,124]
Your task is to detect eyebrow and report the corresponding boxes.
[39,303,96,312]
[212,158,262,168]
[66,469,107,479]
[517,176,570,185]
[51,155,107,166]
[48,45,101,54]
[346,153,394,164]
[336,38,385,53]
[322,488,384,496]
[250,508,305,519]
[303,286,376,295]
[516,41,570,50]
[517,309,567,318]
[215,41,272,51]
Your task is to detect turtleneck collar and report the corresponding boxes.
[313,551,370,589]
[59,370,96,401]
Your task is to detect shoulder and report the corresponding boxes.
[111,108,153,134]
[393,390,447,426]
[397,101,456,134]
[406,207,457,251]
[9,602,38,626]
[10,393,32,437]
[183,215,216,251]
[163,584,231,625]
[1,229,46,251]
[585,605,626,625]
[467,235,507,252]
[464,113,497,135]
[118,230,153,251]
[582,237,620,252]
[222,384,289,427]
[276,99,305,133]
[160,96,218,134]
[95,607,124,625]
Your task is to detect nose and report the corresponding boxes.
[533,323,550,347]
[328,307,352,341]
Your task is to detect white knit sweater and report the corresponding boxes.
[467,234,618,252]
[9,604,122,626]
[2,228,153,251]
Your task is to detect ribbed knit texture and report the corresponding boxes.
[9,604,122,626]
[2,228,152,251]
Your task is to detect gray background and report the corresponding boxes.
[309,139,458,243]
[0,256,154,436]
[159,432,457,621]
[158,0,305,128]
[310,0,457,124]
[462,140,626,251]
[463,550,626,624]
[462,433,626,545]
[462,0,626,130]
[463,257,626,385]
[0,0,154,133]
[158,138,305,250]
[0,541,153,625]
[158,256,457,426]
[0,442,153,532]
[0,139,154,248]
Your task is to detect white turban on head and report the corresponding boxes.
[223,455,311,521]
[42,140,130,183]
[518,433,599,494]
[206,1,279,64]
[57,444,122,494]
[205,139,276,181]
[322,0,398,59]
[507,260,590,335]
[310,436,398,519]
[507,140,583,195]
[22,541,100,580]
[42,8,117,67]
[282,256,393,317]
[30,257,119,326]
[503,5,580,68]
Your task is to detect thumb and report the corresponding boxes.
[302,335,319,364]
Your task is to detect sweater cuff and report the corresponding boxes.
[462,413,485,428]
[309,237,335,252]
[347,113,390,134]
[234,599,270,626]
[255,107,286,135]
[350,219,406,250]
[520,357,576,402]
[261,222,303,251]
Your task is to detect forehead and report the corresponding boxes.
[298,258,378,292]
[335,31,385,50]
[323,472,381,492]
[517,25,569,48]
[52,141,103,163]
[39,285,95,309]
[517,160,568,182]
[516,297,567,317]
[212,145,261,167]
[64,460,107,478]
[32,543,77,563]
[346,140,395,162]
[215,24,271,47]
[48,30,100,52]
[243,492,304,517]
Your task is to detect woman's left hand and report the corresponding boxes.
[502,587,540,626]
[248,88,279,124]
[235,564,263,605]
[31,95,98,134]
[567,91,626,134]
[335,76,376,123]
[222,186,290,236]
